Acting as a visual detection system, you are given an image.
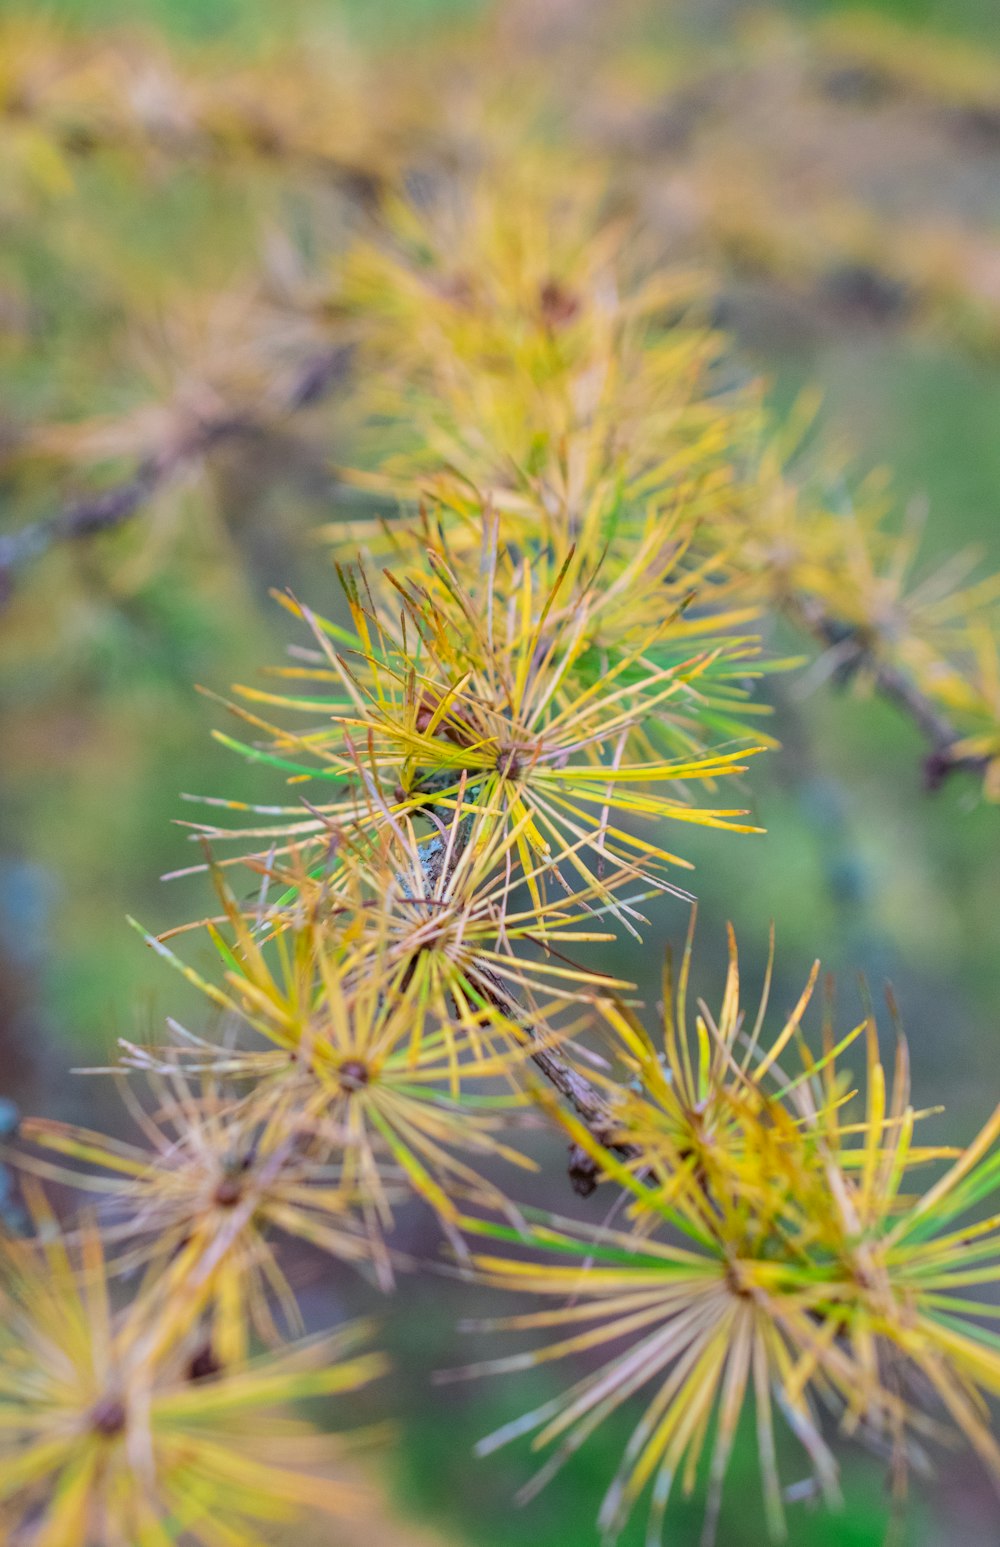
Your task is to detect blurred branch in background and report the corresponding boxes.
[5,4,1000,795]
[791,592,990,788]
[0,344,352,603]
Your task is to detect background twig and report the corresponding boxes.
[792,596,988,790]
[0,343,354,606]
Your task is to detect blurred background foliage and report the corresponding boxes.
[2,0,1000,1542]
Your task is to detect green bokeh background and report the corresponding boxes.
[1,1,999,1544]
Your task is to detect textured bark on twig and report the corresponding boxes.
[473,964,638,1198]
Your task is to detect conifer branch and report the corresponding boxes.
[793,595,989,789]
[414,818,636,1198]
[476,965,638,1197]
[0,343,353,603]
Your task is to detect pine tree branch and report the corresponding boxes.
[0,343,353,605]
[413,816,637,1197]
[474,965,639,1197]
[791,595,988,790]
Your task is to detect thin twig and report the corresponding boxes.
[0,343,353,604]
[792,596,988,791]
[408,804,637,1197]
[474,963,638,1198]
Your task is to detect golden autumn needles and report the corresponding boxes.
[0,1193,387,1547]
[444,940,1000,1546]
[3,15,1000,1545]
[187,526,768,923]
